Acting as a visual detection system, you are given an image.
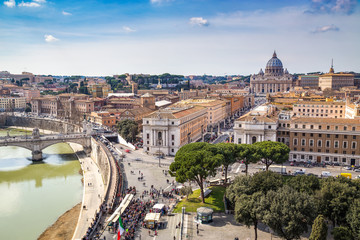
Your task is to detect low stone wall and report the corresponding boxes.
[0,115,82,133]
[90,138,110,188]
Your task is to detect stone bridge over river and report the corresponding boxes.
[0,128,91,161]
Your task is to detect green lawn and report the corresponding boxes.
[173,186,226,213]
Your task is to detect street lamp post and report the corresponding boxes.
[158,138,162,167]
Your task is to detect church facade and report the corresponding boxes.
[250,51,293,95]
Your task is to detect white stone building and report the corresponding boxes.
[250,51,293,95]
[234,104,278,145]
[142,106,207,156]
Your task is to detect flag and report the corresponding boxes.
[117,216,125,240]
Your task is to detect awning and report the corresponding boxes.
[106,194,134,223]
[144,213,161,222]
[152,204,165,210]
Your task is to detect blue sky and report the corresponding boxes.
[0,0,359,76]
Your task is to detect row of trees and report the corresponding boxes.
[169,141,290,203]
[227,171,360,240]
[116,119,139,143]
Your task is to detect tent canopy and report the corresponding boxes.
[144,213,161,222]
[152,204,165,210]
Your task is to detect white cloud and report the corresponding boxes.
[33,0,45,2]
[308,0,357,14]
[44,34,59,42]
[3,0,15,8]
[312,24,340,33]
[189,17,209,27]
[1,6,359,76]
[18,1,40,7]
[123,26,136,33]
[62,11,72,16]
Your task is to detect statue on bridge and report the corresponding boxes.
[32,128,40,139]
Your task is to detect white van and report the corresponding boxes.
[321,171,332,177]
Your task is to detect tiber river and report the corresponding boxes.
[0,128,83,240]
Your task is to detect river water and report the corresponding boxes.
[0,127,83,240]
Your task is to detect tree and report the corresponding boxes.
[309,215,328,240]
[317,178,356,226]
[116,119,139,143]
[235,192,264,240]
[237,144,260,176]
[331,227,353,240]
[250,170,283,195]
[262,185,316,240]
[347,199,360,239]
[226,175,252,206]
[253,141,290,171]
[169,142,222,203]
[180,186,193,199]
[287,175,320,195]
[215,143,239,184]
[25,105,31,113]
[226,171,282,207]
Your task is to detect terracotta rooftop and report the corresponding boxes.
[145,106,206,119]
[237,113,277,123]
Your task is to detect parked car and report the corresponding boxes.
[344,166,352,170]
[294,169,305,176]
[321,171,332,177]
[354,168,360,172]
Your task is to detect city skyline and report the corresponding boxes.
[0,0,359,76]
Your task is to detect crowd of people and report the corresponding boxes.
[114,198,154,240]
[81,138,123,240]
[82,211,101,240]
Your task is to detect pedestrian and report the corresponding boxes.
[196,223,199,230]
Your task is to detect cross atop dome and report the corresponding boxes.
[273,50,277,58]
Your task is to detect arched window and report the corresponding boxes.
[252,136,257,144]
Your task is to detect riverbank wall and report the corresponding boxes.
[0,115,82,133]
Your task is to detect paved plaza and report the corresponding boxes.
[98,145,350,240]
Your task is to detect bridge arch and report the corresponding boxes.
[40,139,91,152]
[0,143,32,152]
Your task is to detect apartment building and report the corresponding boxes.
[142,106,207,156]
[173,99,228,127]
[31,93,94,119]
[90,111,117,127]
[319,65,354,90]
[293,101,345,118]
[289,118,360,166]
[0,97,26,111]
[234,103,360,165]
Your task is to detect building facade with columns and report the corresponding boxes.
[142,106,207,156]
[250,51,293,95]
[233,104,278,144]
